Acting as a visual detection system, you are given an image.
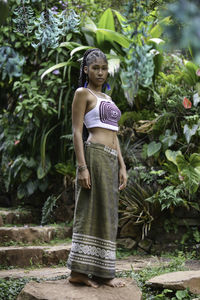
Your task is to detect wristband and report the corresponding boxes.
[78,165,87,172]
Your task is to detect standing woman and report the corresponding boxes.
[67,48,127,288]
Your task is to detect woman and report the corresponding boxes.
[67,48,127,288]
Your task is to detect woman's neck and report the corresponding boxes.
[87,83,102,93]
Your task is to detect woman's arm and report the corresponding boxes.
[72,88,91,189]
[116,137,127,190]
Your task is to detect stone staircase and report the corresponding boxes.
[1,207,200,299]
[0,207,72,269]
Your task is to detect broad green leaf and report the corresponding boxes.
[176,154,200,193]
[37,159,51,179]
[113,10,131,32]
[149,16,171,38]
[165,149,182,165]
[182,60,198,86]
[20,168,32,183]
[98,8,115,31]
[41,61,79,80]
[147,141,161,157]
[190,153,200,175]
[183,124,198,144]
[160,129,177,147]
[17,184,26,199]
[70,46,93,57]
[26,180,38,196]
[38,179,48,192]
[81,16,97,33]
[97,9,115,46]
[193,92,200,107]
[96,29,130,48]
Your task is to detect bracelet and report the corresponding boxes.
[77,165,87,172]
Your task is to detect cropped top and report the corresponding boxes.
[84,89,121,132]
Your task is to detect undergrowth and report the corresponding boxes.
[0,275,68,300]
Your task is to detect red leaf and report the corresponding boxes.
[14,140,20,145]
[183,97,192,109]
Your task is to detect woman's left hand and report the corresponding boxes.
[119,167,127,190]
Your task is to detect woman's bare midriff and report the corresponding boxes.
[87,127,117,150]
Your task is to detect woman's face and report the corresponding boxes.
[85,58,108,87]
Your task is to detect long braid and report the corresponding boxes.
[78,48,107,87]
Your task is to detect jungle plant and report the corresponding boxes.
[165,150,200,196]
[119,170,155,239]
[161,0,200,64]
[146,184,187,211]
[13,3,35,35]
[32,9,80,52]
[120,0,164,103]
[41,194,61,225]
[0,46,25,80]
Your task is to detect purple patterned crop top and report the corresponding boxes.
[84,89,121,132]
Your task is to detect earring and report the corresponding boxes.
[103,82,111,91]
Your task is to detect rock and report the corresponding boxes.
[0,226,72,245]
[0,267,70,280]
[147,270,200,295]
[0,244,71,267]
[0,208,37,226]
[117,238,137,249]
[138,238,152,252]
[120,220,141,239]
[17,278,142,300]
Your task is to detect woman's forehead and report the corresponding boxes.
[90,57,107,66]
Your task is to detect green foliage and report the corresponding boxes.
[41,194,60,225]
[119,171,155,239]
[32,9,80,52]
[0,46,25,79]
[119,109,155,126]
[166,150,200,195]
[0,278,29,300]
[120,0,155,102]
[146,185,187,211]
[162,0,200,64]
[13,4,35,34]
[147,141,162,157]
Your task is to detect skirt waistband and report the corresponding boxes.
[85,141,118,157]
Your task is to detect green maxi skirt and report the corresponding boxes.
[67,141,119,279]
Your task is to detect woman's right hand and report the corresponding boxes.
[77,168,91,189]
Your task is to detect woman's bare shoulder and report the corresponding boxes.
[74,87,89,97]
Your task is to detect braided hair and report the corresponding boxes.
[78,48,108,87]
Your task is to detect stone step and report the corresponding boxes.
[0,256,168,280]
[147,270,200,295]
[0,266,70,280]
[17,278,142,300]
[0,208,39,226]
[0,225,72,245]
[1,256,200,280]
[0,243,71,267]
